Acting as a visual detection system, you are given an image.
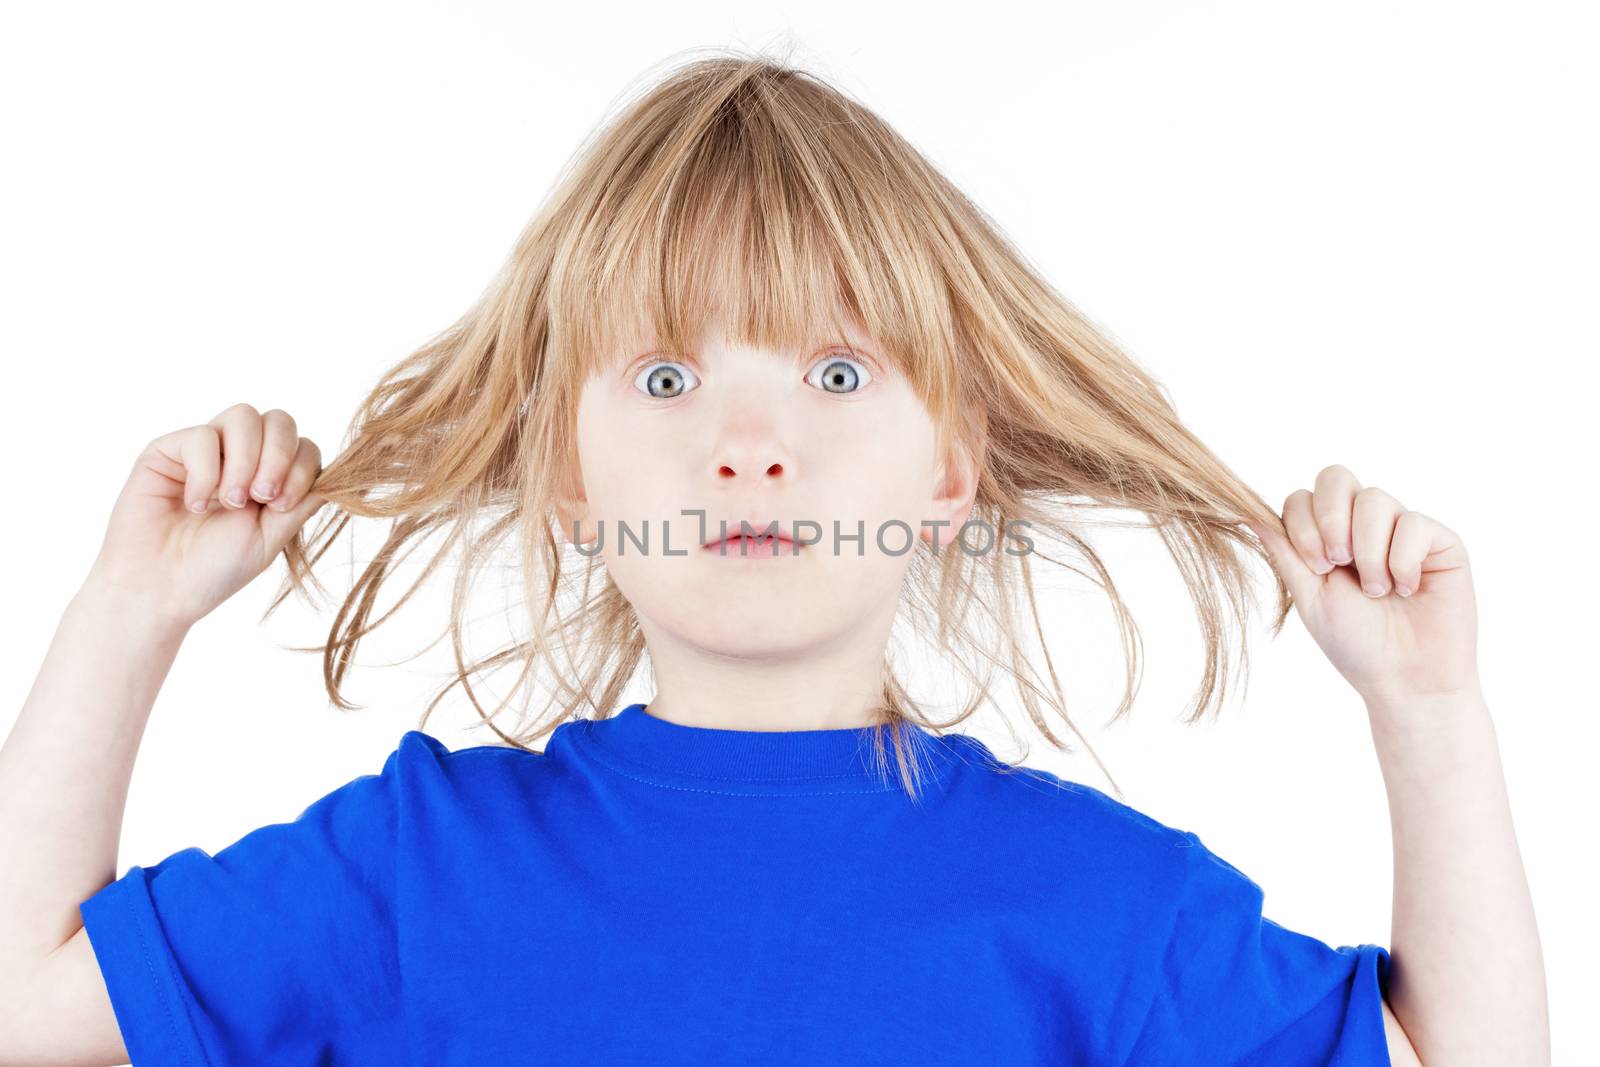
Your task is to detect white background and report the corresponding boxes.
[2,2,1594,1063]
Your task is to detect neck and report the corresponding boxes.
[638,612,893,732]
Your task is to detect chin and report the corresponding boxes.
[697,601,821,646]
[622,570,870,648]
[656,592,831,654]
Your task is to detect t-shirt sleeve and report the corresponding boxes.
[1124,830,1394,1067]
[77,730,445,1066]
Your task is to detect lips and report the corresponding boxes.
[702,519,798,549]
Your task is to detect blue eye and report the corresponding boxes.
[806,353,872,394]
[633,360,700,399]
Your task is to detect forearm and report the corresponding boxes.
[1368,687,1550,1065]
[0,574,189,971]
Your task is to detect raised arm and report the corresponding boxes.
[0,581,183,1066]
[1248,462,1550,1066]
[1370,687,1548,1066]
[0,405,326,1064]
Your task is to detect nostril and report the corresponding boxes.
[716,463,783,478]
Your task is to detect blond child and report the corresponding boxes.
[0,49,1546,1065]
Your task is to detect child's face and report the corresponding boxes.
[562,310,976,675]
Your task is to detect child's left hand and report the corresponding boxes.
[1245,464,1481,711]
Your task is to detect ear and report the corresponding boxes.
[921,418,985,548]
[553,469,597,546]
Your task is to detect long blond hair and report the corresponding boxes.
[269,45,1290,803]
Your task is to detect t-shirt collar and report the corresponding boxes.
[578,702,949,785]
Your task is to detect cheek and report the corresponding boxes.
[575,408,679,517]
[818,418,937,520]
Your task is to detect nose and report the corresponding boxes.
[711,416,793,483]
[706,354,796,482]
[715,452,786,481]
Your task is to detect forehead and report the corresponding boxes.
[610,294,878,358]
[700,311,876,354]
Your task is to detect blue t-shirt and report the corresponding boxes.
[79,703,1393,1065]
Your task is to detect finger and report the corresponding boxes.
[260,483,329,550]
[1281,489,1335,575]
[266,437,323,513]
[1245,514,1322,607]
[249,409,300,504]
[1387,510,1431,597]
[1351,486,1404,597]
[176,425,222,514]
[1312,463,1363,565]
[206,403,265,510]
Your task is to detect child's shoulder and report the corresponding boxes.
[388,727,560,760]
[946,733,1195,852]
[373,728,562,791]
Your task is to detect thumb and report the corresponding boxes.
[1245,517,1320,607]
[259,490,329,557]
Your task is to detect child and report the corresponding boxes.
[0,49,1545,1065]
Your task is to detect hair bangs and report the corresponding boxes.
[553,60,961,425]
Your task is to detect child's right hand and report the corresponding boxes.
[83,403,329,630]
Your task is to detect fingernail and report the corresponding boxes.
[1364,582,1386,597]
[1395,585,1412,597]
[1331,550,1352,565]
[1312,558,1334,574]
[190,499,207,514]
[225,488,246,507]
[252,482,276,501]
